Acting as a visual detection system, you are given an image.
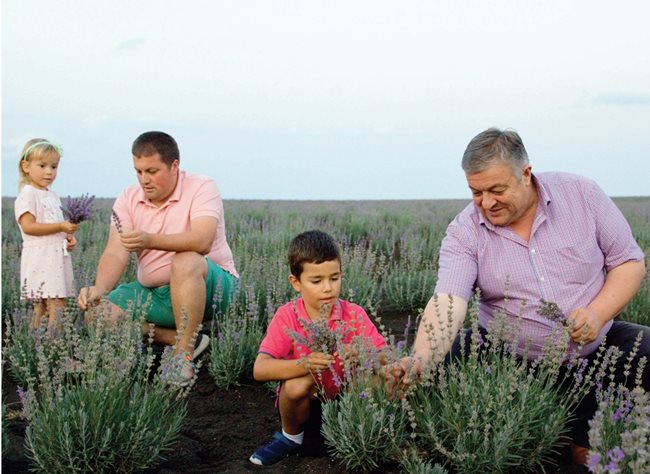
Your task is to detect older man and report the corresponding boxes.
[410,127,648,464]
[78,131,238,385]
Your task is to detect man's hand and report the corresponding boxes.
[78,286,106,311]
[380,356,421,398]
[119,230,151,251]
[66,234,77,252]
[567,307,606,344]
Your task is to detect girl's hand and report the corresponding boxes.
[66,234,77,252]
[303,351,334,372]
[60,221,78,234]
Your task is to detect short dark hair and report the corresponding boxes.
[132,131,180,166]
[288,230,341,278]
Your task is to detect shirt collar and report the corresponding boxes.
[295,298,343,322]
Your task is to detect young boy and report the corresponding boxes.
[249,230,386,466]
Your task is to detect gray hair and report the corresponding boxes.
[461,128,529,177]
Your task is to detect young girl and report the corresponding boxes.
[14,139,78,333]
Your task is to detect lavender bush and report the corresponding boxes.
[15,307,188,473]
[207,287,264,389]
[407,303,614,473]
[321,374,408,471]
[587,336,649,474]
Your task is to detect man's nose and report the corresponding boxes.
[482,194,496,209]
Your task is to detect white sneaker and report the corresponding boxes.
[193,334,210,359]
[160,352,195,387]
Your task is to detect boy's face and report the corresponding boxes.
[289,259,342,320]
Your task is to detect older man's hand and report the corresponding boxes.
[567,307,606,344]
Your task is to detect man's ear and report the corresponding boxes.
[288,274,301,293]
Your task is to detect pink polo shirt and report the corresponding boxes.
[112,171,238,287]
[259,298,386,398]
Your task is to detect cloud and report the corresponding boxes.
[116,38,145,51]
[592,93,650,106]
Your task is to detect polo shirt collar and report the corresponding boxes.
[136,170,186,207]
[296,298,343,322]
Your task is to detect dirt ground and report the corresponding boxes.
[2,313,586,474]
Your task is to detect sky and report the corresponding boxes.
[2,0,649,200]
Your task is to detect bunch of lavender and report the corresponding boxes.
[284,299,349,355]
[61,193,94,224]
[537,299,567,324]
[587,338,649,474]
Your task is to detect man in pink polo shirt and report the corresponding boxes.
[78,131,239,385]
[406,128,648,465]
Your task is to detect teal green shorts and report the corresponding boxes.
[108,259,237,328]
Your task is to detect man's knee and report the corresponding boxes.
[170,252,208,279]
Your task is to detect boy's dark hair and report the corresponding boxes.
[132,131,180,166]
[288,230,341,278]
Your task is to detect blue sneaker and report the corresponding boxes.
[249,432,300,465]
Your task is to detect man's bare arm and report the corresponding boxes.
[412,293,468,366]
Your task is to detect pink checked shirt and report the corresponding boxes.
[435,172,644,360]
[112,171,238,287]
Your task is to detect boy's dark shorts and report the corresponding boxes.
[108,258,237,327]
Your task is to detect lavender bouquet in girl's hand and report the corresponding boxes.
[62,193,95,224]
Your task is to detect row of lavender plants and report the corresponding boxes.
[2,196,649,472]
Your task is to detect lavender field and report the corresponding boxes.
[2,196,649,473]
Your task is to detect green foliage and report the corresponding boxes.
[4,308,42,387]
[406,306,606,473]
[24,380,186,474]
[400,447,448,474]
[321,377,407,471]
[622,272,650,327]
[587,340,649,474]
[207,288,265,389]
[13,310,187,473]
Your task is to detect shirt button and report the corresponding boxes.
[531,248,536,254]
[540,277,545,282]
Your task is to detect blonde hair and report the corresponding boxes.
[18,138,62,189]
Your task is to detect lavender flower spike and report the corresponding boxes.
[62,193,95,224]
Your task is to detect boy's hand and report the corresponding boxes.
[340,344,359,366]
[60,221,78,234]
[303,351,334,372]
